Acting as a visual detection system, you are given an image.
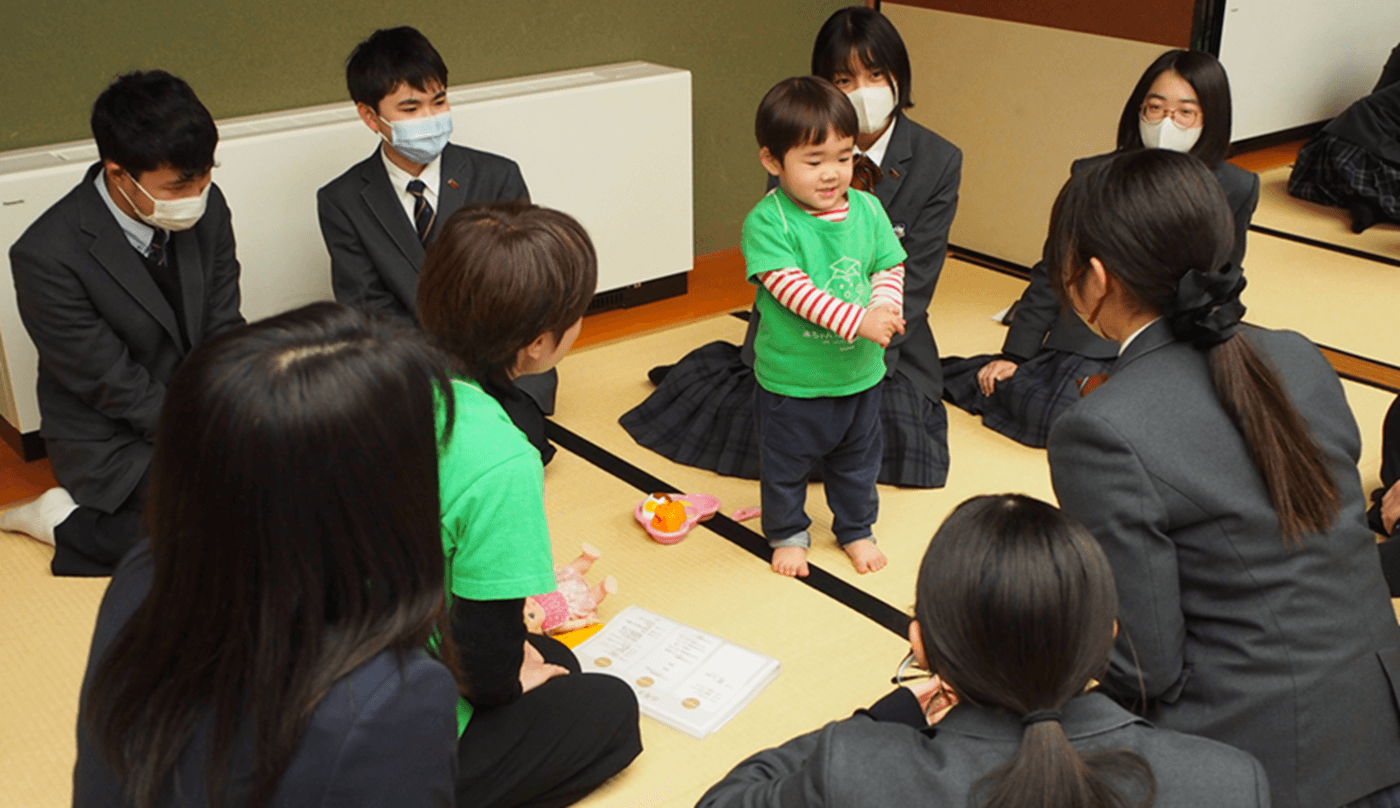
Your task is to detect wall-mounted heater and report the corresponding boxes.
[0,62,693,458]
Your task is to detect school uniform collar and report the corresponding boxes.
[857,116,898,168]
[92,169,159,257]
[1118,316,1163,356]
[930,691,1145,742]
[380,145,442,203]
[1114,317,1177,371]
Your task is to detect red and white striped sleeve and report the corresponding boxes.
[869,264,905,312]
[758,268,866,342]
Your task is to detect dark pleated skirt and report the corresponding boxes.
[1289,132,1400,220]
[619,340,949,488]
[942,350,1114,449]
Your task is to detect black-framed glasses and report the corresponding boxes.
[891,650,933,685]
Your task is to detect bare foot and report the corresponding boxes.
[771,546,810,577]
[843,539,887,574]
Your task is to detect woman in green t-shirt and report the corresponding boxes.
[418,202,642,807]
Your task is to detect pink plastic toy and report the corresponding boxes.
[634,492,721,544]
[523,543,617,635]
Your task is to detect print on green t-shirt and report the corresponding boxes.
[741,188,908,398]
[434,377,558,736]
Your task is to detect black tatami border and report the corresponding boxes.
[1249,223,1400,269]
[543,420,912,638]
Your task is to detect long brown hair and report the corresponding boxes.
[86,303,463,807]
[1046,150,1340,545]
[916,495,1155,808]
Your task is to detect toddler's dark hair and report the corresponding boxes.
[755,76,858,163]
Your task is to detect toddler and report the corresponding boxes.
[744,76,908,577]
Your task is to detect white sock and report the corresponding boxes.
[0,487,78,546]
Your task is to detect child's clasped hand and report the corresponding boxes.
[856,304,905,347]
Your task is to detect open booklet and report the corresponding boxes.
[573,605,782,739]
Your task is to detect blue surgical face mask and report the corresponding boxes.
[378,110,453,164]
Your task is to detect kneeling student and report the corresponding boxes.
[318,26,559,462]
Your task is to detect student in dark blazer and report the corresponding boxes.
[1045,150,1400,808]
[3,71,243,576]
[623,6,961,488]
[700,495,1269,808]
[945,49,1260,448]
[75,305,464,807]
[316,27,557,461]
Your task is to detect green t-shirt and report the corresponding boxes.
[436,377,556,735]
[742,188,908,397]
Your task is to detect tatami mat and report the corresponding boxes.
[0,531,107,808]
[1252,165,1400,265]
[1,254,1395,808]
[1243,231,1400,368]
[542,449,906,807]
[560,257,1396,613]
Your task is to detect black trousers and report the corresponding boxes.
[51,473,148,577]
[457,634,642,808]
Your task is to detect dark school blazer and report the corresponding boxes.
[73,542,460,807]
[1002,157,1259,362]
[698,691,1269,807]
[317,142,529,322]
[1047,321,1400,808]
[743,114,963,403]
[316,143,556,412]
[9,163,245,513]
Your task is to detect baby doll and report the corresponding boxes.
[523,543,618,635]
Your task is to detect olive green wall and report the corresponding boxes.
[0,0,852,254]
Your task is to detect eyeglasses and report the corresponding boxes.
[1140,100,1200,128]
[892,650,932,685]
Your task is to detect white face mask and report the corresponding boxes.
[378,110,453,164]
[847,84,897,135]
[118,175,209,232]
[1139,117,1202,153]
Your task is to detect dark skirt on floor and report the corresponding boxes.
[1289,132,1400,220]
[619,340,949,489]
[942,350,1114,449]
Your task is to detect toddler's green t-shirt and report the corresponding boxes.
[742,188,907,397]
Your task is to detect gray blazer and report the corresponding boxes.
[73,542,459,807]
[317,143,555,412]
[1047,322,1400,808]
[9,163,244,512]
[743,114,962,403]
[1002,158,1259,362]
[698,691,1269,807]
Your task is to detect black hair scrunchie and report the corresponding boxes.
[1021,709,1063,727]
[1167,263,1247,350]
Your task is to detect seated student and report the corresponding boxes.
[942,50,1257,448]
[1290,44,1400,233]
[416,203,641,808]
[317,26,559,463]
[75,303,462,806]
[2,70,244,576]
[698,495,1269,808]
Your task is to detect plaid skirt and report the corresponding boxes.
[619,340,950,488]
[1289,132,1400,220]
[942,350,1114,449]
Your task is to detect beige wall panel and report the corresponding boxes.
[885,5,1169,266]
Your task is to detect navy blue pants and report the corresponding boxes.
[755,384,882,548]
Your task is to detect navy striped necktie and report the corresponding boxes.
[406,179,435,244]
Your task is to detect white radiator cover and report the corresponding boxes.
[0,62,693,434]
